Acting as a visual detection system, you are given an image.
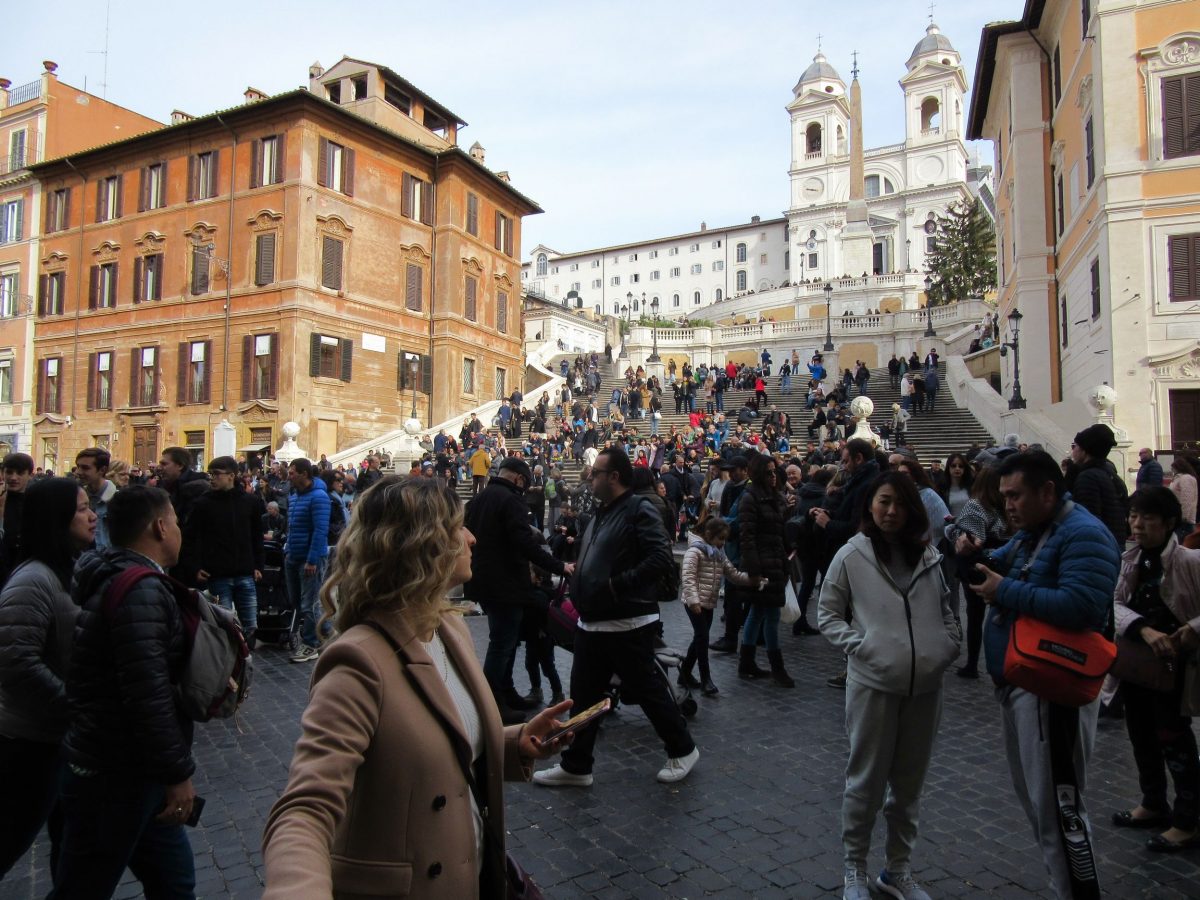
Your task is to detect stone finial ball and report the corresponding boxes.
[1087,384,1117,413]
[849,396,874,419]
[282,421,301,439]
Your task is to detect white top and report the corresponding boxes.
[421,630,485,873]
[578,613,660,632]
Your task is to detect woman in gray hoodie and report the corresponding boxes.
[818,471,960,900]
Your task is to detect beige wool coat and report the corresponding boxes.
[262,610,530,900]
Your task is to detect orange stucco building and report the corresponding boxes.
[29,59,539,471]
[0,61,161,456]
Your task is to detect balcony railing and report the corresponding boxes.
[5,80,42,107]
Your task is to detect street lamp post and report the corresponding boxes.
[923,274,937,338]
[823,282,835,352]
[648,295,661,362]
[999,308,1026,409]
[408,355,420,421]
[618,303,631,358]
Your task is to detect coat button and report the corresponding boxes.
[432,795,446,811]
[428,862,443,878]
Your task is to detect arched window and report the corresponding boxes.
[736,242,747,263]
[715,288,723,301]
[883,177,896,195]
[613,301,620,314]
[594,304,601,315]
[632,298,639,312]
[805,123,822,154]
[736,270,747,291]
[672,293,680,308]
[693,291,701,305]
[865,175,881,198]
[921,97,941,132]
[536,253,548,276]
[836,124,846,154]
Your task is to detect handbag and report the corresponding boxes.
[1111,634,1178,692]
[365,622,544,900]
[781,580,801,626]
[999,501,1116,707]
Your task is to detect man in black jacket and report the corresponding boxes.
[533,448,699,787]
[52,486,198,898]
[1068,423,1129,544]
[465,457,573,723]
[184,456,266,645]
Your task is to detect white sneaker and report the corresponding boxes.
[532,765,593,787]
[843,866,871,900]
[656,747,700,783]
[289,644,319,663]
[874,869,932,900]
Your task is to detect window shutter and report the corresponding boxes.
[13,200,22,242]
[273,133,286,184]
[45,190,57,233]
[494,211,501,250]
[187,154,198,201]
[340,338,353,382]
[250,139,262,189]
[405,263,422,311]
[158,160,168,207]
[138,167,148,212]
[88,265,100,310]
[35,362,43,415]
[421,180,433,224]
[401,173,413,218]
[210,150,221,197]
[497,291,508,333]
[267,334,279,398]
[114,175,123,219]
[322,236,343,290]
[1170,235,1197,302]
[317,138,329,188]
[133,256,144,304]
[342,147,355,197]
[87,353,96,412]
[191,246,209,295]
[310,332,322,377]
[397,352,406,391]
[464,276,477,321]
[1164,76,1186,159]
[130,347,140,406]
[1187,74,1200,158]
[201,340,212,403]
[421,354,432,394]
[37,274,47,317]
[110,262,119,307]
[242,335,253,400]
[95,179,104,222]
[505,217,513,257]
[177,342,189,405]
[61,188,70,229]
[467,193,478,236]
[256,233,276,286]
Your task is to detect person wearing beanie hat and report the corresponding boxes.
[1068,423,1129,543]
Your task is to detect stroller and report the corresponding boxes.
[255,540,295,645]
[546,579,697,718]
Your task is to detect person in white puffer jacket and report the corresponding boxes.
[818,471,960,900]
[677,517,762,697]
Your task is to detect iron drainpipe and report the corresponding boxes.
[62,158,86,423]
[1023,27,1063,401]
[215,115,237,413]
[427,155,438,427]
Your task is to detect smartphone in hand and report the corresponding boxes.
[545,698,611,743]
[185,796,206,828]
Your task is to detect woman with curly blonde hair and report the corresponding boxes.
[264,476,572,899]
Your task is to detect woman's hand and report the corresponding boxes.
[1143,627,1177,660]
[519,699,575,760]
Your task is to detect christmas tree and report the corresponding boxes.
[925,198,996,306]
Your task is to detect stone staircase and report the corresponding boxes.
[449,356,994,500]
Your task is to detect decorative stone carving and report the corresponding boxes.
[41,250,68,268]
[248,210,284,231]
[399,243,430,264]
[316,214,352,237]
[134,232,165,255]
[1180,349,1200,378]
[1050,139,1066,170]
[92,240,121,263]
[1086,384,1117,414]
[184,222,218,244]
[1075,75,1093,111]
[1164,38,1199,67]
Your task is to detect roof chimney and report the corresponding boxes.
[700,221,707,231]
[309,61,324,79]
[170,110,195,125]
[244,86,268,104]
[469,141,486,163]
[751,215,761,223]
[495,170,511,183]
[42,60,58,74]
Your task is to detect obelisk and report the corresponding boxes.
[841,53,874,278]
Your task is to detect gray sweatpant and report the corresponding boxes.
[842,680,943,871]
[998,686,1100,899]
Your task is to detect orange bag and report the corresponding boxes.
[1003,615,1116,707]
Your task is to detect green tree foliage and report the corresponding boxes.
[925,198,996,306]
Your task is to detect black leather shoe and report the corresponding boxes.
[1112,809,1171,830]
[677,671,702,689]
[791,618,819,636]
[710,637,737,654]
[701,679,719,696]
[1146,832,1200,852]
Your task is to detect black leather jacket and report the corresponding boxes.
[571,490,672,622]
[463,477,564,606]
[63,548,195,785]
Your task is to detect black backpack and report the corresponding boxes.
[327,498,347,545]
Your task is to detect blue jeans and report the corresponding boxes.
[50,769,195,900]
[742,605,781,651]
[926,388,938,411]
[782,375,791,394]
[650,415,660,436]
[481,602,525,696]
[715,391,724,411]
[285,558,327,649]
[206,575,258,629]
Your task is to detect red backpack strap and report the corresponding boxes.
[101,566,164,617]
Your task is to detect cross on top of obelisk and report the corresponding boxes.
[851,50,859,79]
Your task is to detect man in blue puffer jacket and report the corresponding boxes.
[960,451,1119,900]
[284,458,330,663]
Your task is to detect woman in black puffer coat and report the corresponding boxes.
[738,454,794,686]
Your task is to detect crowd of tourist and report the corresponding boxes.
[1,344,1199,900]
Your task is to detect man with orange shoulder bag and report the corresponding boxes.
[957,450,1120,900]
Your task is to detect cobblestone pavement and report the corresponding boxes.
[5,602,1200,899]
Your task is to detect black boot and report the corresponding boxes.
[710,635,737,654]
[738,644,767,679]
[768,649,795,688]
[678,646,701,688]
[791,617,819,636]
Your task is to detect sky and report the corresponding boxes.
[3,0,1019,256]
